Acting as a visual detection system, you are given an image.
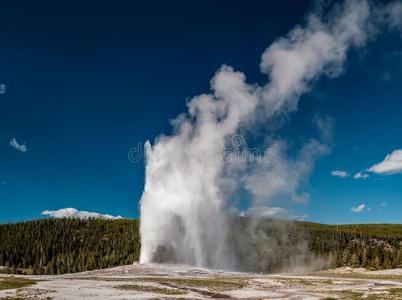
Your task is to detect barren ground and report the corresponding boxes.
[1,263,402,299]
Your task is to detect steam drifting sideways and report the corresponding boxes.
[140,0,402,270]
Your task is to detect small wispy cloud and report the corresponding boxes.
[351,204,366,213]
[314,114,334,143]
[41,208,123,220]
[0,84,6,95]
[331,170,349,178]
[354,171,369,180]
[368,149,402,175]
[9,138,27,153]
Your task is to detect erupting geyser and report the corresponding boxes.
[139,0,402,270]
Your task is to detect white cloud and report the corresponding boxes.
[354,171,369,179]
[9,138,27,152]
[331,170,349,178]
[351,204,366,213]
[41,208,122,220]
[368,149,402,175]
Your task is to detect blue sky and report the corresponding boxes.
[0,0,401,224]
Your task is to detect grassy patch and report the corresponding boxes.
[327,290,364,299]
[322,290,397,300]
[311,272,402,283]
[116,283,186,295]
[0,277,36,290]
[141,277,246,291]
[388,288,402,298]
[275,278,333,286]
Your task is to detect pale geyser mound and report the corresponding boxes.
[139,0,402,271]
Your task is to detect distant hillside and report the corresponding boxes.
[1,218,402,274]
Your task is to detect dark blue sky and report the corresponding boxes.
[1,1,402,223]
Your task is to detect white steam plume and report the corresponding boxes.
[139,0,400,269]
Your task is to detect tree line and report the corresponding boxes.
[1,218,402,274]
[303,222,402,270]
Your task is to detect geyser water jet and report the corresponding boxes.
[139,0,402,270]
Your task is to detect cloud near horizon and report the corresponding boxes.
[368,149,402,175]
[41,208,123,220]
[351,204,366,213]
[331,170,349,178]
[9,138,27,152]
[354,171,369,179]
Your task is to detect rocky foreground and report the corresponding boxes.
[1,263,402,299]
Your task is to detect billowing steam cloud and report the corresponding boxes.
[140,0,401,270]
